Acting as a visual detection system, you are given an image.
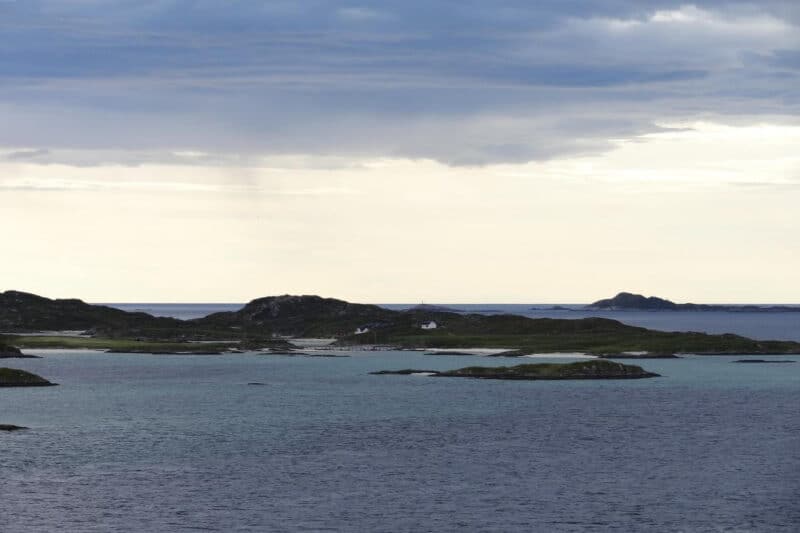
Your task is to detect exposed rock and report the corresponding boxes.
[0,344,40,358]
[733,359,795,364]
[0,367,57,387]
[0,424,28,431]
[372,360,659,380]
[370,369,439,375]
[424,351,478,356]
[105,349,224,355]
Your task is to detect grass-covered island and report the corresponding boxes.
[371,360,659,380]
[0,368,57,387]
[3,290,800,356]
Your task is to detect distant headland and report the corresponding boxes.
[586,292,799,313]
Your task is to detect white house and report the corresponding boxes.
[354,327,370,335]
[420,321,438,330]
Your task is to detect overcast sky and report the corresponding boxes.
[1,0,798,303]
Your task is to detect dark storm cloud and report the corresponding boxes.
[1,0,797,165]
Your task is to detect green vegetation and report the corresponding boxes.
[381,331,800,355]
[0,367,56,387]
[372,359,659,380]
[345,317,800,355]
[441,360,657,379]
[8,336,239,353]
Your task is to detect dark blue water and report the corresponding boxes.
[108,302,800,341]
[2,350,799,532]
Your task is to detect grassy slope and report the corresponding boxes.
[8,336,239,353]
[341,314,800,355]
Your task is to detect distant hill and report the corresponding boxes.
[405,303,464,313]
[193,294,399,337]
[0,290,219,339]
[587,292,799,312]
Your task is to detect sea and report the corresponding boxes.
[2,304,799,532]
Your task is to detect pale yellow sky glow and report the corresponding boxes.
[2,122,798,303]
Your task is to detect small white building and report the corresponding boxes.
[420,321,438,330]
[354,327,370,335]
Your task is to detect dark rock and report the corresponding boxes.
[264,350,309,355]
[0,424,28,431]
[733,359,795,364]
[370,369,439,375]
[0,367,57,387]
[0,344,40,358]
[487,350,526,357]
[106,349,223,355]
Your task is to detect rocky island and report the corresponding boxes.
[0,343,38,358]
[3,290,800,356]
[0,424,28,431]
[587,292,799,313]
[0,368,57,387]
[371,360,659,380]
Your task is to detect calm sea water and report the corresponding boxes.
[2,349,799,532]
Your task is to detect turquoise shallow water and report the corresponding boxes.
[2,350,799,532]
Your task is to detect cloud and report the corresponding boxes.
[5,148,51,161]
[0,1,797,166]
[337,6,387,22]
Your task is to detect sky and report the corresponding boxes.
[1,0,798,303]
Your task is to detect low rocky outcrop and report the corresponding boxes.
[0,368,57,387]
[371,360,659,380]
[0,344,40,358]
[733,359,795,364]
[594,352,679,359]
[0,424,28,431]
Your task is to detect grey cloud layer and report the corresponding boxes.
[1,0,798,165]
